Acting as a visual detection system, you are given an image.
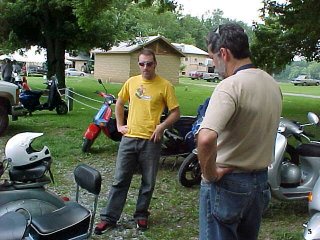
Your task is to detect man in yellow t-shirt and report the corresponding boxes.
[95,48,180,235]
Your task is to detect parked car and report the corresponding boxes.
[65,68,86,77]
[290,75,320,86]
[26,65,47,75]
[188,70,206,80]
[203,72,222,82]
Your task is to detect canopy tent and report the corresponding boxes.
[0,54,15,61]
[2,46,82,66]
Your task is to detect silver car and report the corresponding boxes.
[65,68,86,77]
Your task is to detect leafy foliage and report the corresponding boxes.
[251,0,320,73]
[0,0,177,88]
[276,61,320,81]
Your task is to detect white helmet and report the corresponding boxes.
[5,132,51,167]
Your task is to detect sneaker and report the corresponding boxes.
[94,220,116,235]
[136,219,148,230]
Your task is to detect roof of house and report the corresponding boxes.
[93,36,184,57]
[66,53,91,61]
[172,43,208,56]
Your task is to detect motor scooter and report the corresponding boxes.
[19,75,68,115]
[82,79,123,152]
[178,112,320,198]
[0,132,102,240]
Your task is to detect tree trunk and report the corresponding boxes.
[43,6,66,89]
[46,38,66,89]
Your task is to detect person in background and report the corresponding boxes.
[94,48,180,235]
[81,62,88,73]
[12,60,21,74]
[1,58,13,82]
[197,23,282,240]
[21,76,31,91]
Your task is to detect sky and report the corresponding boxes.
[175,0,265,25]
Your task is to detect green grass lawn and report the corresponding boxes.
[0,76,319,240]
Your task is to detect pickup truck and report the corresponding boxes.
[0,81,26,135]
[290,75,320,86]
[203,72,222,83]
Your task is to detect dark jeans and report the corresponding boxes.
[199,170,270,240]
[100,136,161,223]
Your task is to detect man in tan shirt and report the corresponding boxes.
[197,23,282,240]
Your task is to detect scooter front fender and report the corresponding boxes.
[304,213,320,239]
[84,123,101,140]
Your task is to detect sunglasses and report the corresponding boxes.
[138,61,154,67]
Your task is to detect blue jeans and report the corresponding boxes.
[199,170,270,240]
[100,136,161,223]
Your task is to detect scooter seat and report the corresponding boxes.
[0,211,28,240]
[23,90,43,96]
[297,143,320,157]
[30,202,90,239]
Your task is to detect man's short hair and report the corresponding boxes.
[138,48,157,63]
[207,23,251,59]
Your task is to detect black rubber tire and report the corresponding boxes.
[56,103,68,115]
[178,152,201,187]
[82,138,94,153]
[0,105,9,136]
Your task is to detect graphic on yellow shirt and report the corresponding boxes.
[135,85,151,100]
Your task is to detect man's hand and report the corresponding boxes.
[117,125,128,135]
[150,124,165,142]
[203,166,234,182]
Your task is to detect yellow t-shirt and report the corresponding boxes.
[118,75,179,139]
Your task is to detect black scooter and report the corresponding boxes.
[19,76,68,115]
[0,161,101,240]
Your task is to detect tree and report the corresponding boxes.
[251,0,320,74]
[0,0,176,88]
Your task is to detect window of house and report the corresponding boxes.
[185,57,188,61]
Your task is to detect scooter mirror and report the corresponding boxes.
[98,79,102,84]
[307,112,319,125]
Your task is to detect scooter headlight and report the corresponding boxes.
[105,95,114,105]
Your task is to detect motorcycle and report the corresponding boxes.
[82,79,198,160]
[0,132,102,240]
[19,75,68,115]
[82,79,123,153]
[178,112,320,200]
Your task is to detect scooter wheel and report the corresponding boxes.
[82,138,94,152]
[56,103,68,115]
[178,152,201,187]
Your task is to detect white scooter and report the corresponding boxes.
[269,112,320,201]
[178,112,320,202]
